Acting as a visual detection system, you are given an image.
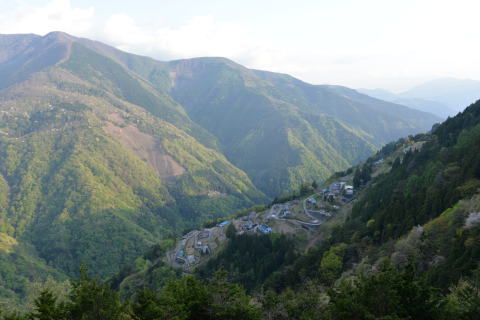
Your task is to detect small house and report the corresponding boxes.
[182,230,198,239]
[187,255,196,264]
[175,256,186,265]
[198,230,210,239]
[218,220,231,227]
[198,245,210,255]
[243,222,254,230]
[345,185,354,196]
[176,249,185,257]
[258,224,272,234]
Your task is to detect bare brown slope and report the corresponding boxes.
[103,113,185,179]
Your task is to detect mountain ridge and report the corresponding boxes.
[0,31,442,307]
[358,77,480,117]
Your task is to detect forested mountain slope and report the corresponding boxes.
[1,32,440,199]
[260,99,480,296]
[56,33,441,196]
[20,99,479,320]
[0,31,442,309]
[168,58,440,196]
[0,32,265,306]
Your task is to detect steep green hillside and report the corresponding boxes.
[112,100,480,319]
[51,38,440,196]
[253,70,438,143]
[0,32,445,309]
[18,99,480,319]
[1,32,440,199]
[169,58,440,196]
[0,67,264,269]
[0,35,268,307]
[22,33,440,198]
[61,42,220,151]
[259,99,480,295]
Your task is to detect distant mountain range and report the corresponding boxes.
[0,31,440,305]
[358,77,480,118]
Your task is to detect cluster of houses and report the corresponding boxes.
[321,181,355,202]
[174,227,216,267]
[258,224,272,234]
[240,212,257,231]
[172,211,273,268]
[242,212,272,234]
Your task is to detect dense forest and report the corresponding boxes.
[74,99,480,319]
[2,100,480,317]
[1,263,478,320]
[0,31,478,318]
[250,100,480,296]
[2,97,479,317]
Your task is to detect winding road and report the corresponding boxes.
[269,198,324,226]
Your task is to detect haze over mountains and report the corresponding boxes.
[358,77,480,118]
[0,31,441,304]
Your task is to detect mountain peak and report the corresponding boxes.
[43,30,75,42]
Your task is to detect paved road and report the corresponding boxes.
[270,202,323,226]
[303,193,331,221]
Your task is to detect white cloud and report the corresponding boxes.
[1,0,480,91]
[101,14,276,67]
[0,0,94,35]
[103,14,154,48]
[98,14,316,86]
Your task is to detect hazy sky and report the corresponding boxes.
[1,0,479,91]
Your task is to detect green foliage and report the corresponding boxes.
[332,100,480,247]
[442,277,480,320]
[259,100,480,297]
[0,39,272,303]
[226,223,237,239]
[171,58,436,197]
[67,266,127,320]
[29,290,67,320]
[0,32,467,312]
[6,263,480,320]
[328,263,441,320]
[319,243,347,284]
[260,282,328,320]
[130,272,261,320]
[0,244,68,311]
[353,163,372,188]
[197,233,297,292]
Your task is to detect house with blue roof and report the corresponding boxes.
[218,220,231,227]
[258,224,272,234]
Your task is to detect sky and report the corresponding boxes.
[1,0,479,92]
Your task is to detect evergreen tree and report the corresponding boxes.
[353,168,362,188]
[67,266,127,320]
[442,277,480,320]
[207,271,261,319]
[328,262,440,320]
[130,289,163,320]
[226,223,237,239]
[29,290,67,320]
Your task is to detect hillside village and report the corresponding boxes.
[167,174,369,271]
[164,139,408,272]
